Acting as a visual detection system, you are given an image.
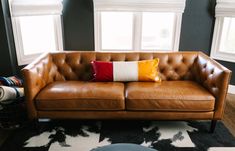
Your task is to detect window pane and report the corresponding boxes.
[19,15,56,55]
[101,12,133,50]
[141,12,175,50]
[220,17,235,53]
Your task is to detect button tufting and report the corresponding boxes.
[50,52,206,82]
[65,57,69,63]
[167,59,172,64]
[160,68,165,73]
[35,81,39,87]
[182,58,185,63]
[57,68,61,73]
[71,67,76,72]
[211,69,214,74]
[175,68,178,72]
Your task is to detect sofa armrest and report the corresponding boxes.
[21,53,52,119]
[193,52,232,119]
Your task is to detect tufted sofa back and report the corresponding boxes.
[42,51,198,82]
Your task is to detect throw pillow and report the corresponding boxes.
[91,59,161,82]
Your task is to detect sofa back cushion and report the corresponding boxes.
[48,51,198,81]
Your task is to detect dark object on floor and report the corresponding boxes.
[92,143,158,151]
[0,97,27,129]
[0,76,23,87]
[1,120,235,151]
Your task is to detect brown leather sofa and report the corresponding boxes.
[22,51,232,132]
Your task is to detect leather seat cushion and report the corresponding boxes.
[125,81,215,111]
[35,81,125,111]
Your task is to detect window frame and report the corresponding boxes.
[94,11,183,52]
[97,11,135,51]
[9,0,63,65]
[210,0,235,63]
[93,0,186,52]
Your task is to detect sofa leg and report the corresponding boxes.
[210,120,217,133]
[33,119,41,133]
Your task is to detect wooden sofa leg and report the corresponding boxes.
[210,120,217,133]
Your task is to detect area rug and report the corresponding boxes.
[1,120,235,151]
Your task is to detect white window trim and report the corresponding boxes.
[9,0,63,65]
[93,0,186,52]
[210,0,235,63]
[93,0,186,13]
[229,84,235,94]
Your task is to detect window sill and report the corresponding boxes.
[210,50,235,63]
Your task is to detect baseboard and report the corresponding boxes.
[228,85,235,94]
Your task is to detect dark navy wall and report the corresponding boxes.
[0,0,234,84]
[0,0,17,76]
[63,0,94,50]
[0,2,12,76]
[179,0,215,55]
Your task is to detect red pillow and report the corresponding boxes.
[91,61,113,82]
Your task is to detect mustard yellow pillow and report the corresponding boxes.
[138,59,161,82]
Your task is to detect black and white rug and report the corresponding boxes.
[1,120,235,151]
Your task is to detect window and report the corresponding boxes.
[94,0,186,51]
[9,0,63,65]
[211,0,235,63]
[141,12,175,50]
[101,12,133,50]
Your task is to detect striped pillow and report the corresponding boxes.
[91,59,161,82]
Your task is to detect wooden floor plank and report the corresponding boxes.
[223,93,235,137]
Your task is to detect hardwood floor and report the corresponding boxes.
[0,93,235,147]
[223,93,235,136]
